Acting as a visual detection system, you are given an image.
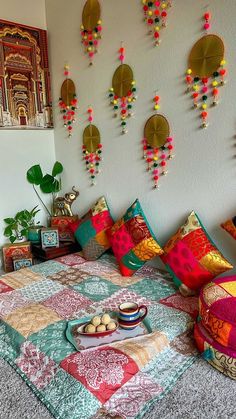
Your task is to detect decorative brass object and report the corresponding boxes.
[112,64,134,98]
[82,0,101,31]
[83,124,100,153]
[144,114,170,148]
[60,79,76,107]
[53,187,79,217]
[188,34,224,78]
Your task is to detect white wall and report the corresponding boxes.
[0,0,55,249]
[48,0,235,270]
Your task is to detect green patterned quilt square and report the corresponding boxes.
[41,369,101,419]
[0,321,25,359]
[28,320,76,363]
[130,277,176,302]
[71,276,120,302]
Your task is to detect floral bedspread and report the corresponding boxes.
[0,253,199,419]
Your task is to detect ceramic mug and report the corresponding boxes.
[118,301,148,330]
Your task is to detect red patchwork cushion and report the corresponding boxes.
[161,211,233,296]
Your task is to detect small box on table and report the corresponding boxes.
[2,241,32,273]
[50,216,78,242]
[41,227,59,249]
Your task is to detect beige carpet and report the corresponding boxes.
[0,357,236,419]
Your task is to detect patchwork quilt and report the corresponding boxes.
[0,253,199,419]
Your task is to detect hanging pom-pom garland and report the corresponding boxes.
[108,43,137,134]
[142,93,174,189]
[185,12,227,129]
[82,106,102,186]
[81,0,102,65]
[142,0,172,46]
[58,65,78,138]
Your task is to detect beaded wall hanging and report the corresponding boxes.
[185,12,227,129]
[142,93,174,189]
[108,43,137,135]
[142,0,172,46]
[80,0,102,65]
[59,65,78,138]
[82,107,102,186]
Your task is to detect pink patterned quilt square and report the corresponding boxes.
[0,290,28,317]
[0,279,14,294]
[60,346,139,403]
[55,253,86,266]
[16,342,57,390]
[42,288,92,319]
[159,293,199,319]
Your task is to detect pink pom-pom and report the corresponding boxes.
[97,25,102,31]
[88,116,93,122]
[155,1,160,6]
[167,137,173,142]
[202,86,208,93]
[89,52,94,58]
[161,154,166,159]
[153,169,159,175]
[93,40,98,46]
[204,23,210,30]
[64,71,69,76]
[119,54,124,61]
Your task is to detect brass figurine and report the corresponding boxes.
[53,187,79,216]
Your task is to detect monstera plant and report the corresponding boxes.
[26,161,64,216]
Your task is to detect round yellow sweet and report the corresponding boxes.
[107,322,117,331]
[91,316,101,327]
[101,313,111,325]
[85,324,96,333]
[96,324,106,332]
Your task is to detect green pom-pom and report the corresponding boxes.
[128,104,132,109]
[121,121,126,126]
[153,163,158,167]
[155,18,160,23]
[213,71,219,77]
[114,105,118,110]
[202,95,208,101]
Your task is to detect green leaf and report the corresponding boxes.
[4,226,12,236]
[21,228,28,236]
[27,165,43,185]
[21,221,28,228]
[9,236,16,243]
[40,174,60,193]
[3,218,15,225]
[52,161,63,177]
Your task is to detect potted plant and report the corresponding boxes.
[26,161,64,217]
[3,206,41,244]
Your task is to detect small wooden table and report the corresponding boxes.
[32,242,80,261]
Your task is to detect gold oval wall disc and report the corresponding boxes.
[188,34,224,78]
[61,79,76,107]
[112,64,134,98]
[83,124,100,152]
[144,114,170,148]
[82,0,101,31]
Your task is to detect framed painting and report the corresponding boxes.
[0,19,53,129]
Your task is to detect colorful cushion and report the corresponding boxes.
[194,322,236,380]
[71,197,114,261]
[199,275,236,351]
[161,211,233,296]
[221,216,236,240]
[107,199,163,276]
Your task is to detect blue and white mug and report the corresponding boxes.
[118,301,148,330]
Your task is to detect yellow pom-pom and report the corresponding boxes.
[128,98,132,103]
[84,35,87,40]
[186,68,192,75]
[64,64,69,70]
[90,164,94,168]
[155,26,160,31]
[154,104,160,110]
[161,2,167,8]
[97,20,102,24]
[148,10,153,16]
[113,100,117,105]
[94,33,98,39]
[193,85,199,91]
[87,47,92,52]
[220,59,226,66]
[202,103,207,110]
[109,87,114,92]
[131,80,136,85]
[142,0,147,3]
[212,81,218,87]
[153,156,158,161]
[80,25,84,30]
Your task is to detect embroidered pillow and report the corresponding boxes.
[107,199,163,277]
[221,216,236,240]
[161,211,233,296]
[71,197,114,260]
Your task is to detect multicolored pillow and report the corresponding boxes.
[107,199,163,277]
[221,216,236,240]
[161,211,233,296]
[71,196,114,261]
